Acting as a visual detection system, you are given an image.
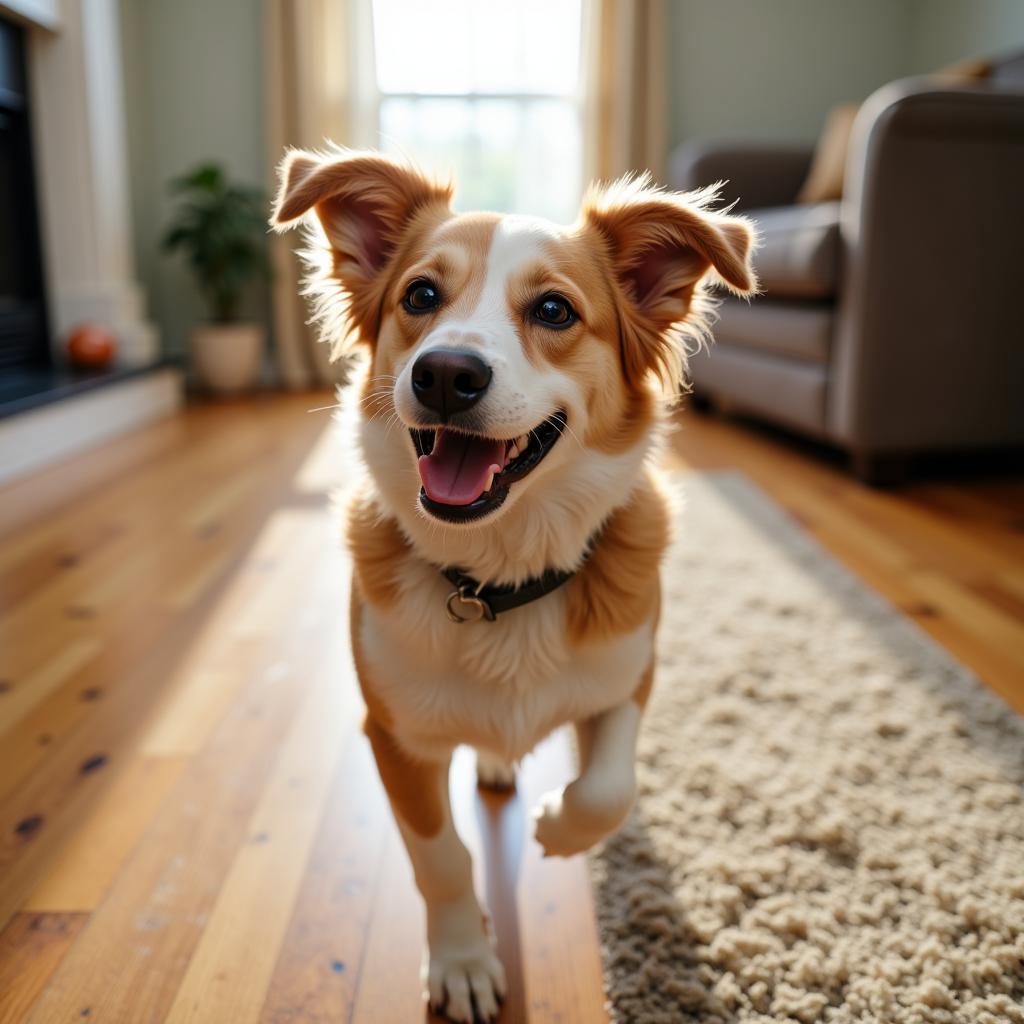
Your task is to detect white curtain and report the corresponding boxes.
[265,0,375,387]
[582,0,668,186]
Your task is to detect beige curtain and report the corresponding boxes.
[582,0,668,186]
[265,0,372,388]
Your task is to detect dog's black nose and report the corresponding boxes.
[411,348,492,419]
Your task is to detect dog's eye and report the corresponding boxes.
[532,295,577,330]
[403,280,441,314]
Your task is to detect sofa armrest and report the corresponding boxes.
[830,78,1024,452]
[667,141,815,210]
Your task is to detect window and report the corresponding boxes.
[370,0,584,224]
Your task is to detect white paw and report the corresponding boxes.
[476,750,516,792]
[424,939,506,1023]
[532,782,634,858]
[532,788,595,858]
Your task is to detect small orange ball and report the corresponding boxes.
[66,324,116,369]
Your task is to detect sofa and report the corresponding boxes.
[670,52,1024,483]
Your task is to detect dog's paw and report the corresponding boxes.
[424,940,506,1023]
[532,782,634,858]
[476,750,516,792]
[532,788,595,858]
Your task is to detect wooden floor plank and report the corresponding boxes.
[165,642,356,1023]
[0,567,298,932]
[348,825,433,1023]
[0,454,339,927]
[0,404,313,679]
[0,636,103,736]
[0,911,89,1024]
[258,734,391,1024]
[23,517,338,1023]
[0,610,180,809]
[24,756,187,913]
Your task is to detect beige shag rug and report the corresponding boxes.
[591,473,1024,1024]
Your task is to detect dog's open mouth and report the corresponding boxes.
[410,411,567,523]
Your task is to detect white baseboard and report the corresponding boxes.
[0,367,184,486]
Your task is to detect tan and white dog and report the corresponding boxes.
[272,149,755,1023]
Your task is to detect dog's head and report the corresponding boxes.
[274,149,755,548]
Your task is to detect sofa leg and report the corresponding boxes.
[850,451,911,487]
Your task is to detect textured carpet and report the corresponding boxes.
[591,473,1024,1024]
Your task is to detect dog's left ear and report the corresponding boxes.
[272,148,452,338]
[582,176,757,389]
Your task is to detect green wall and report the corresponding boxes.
[120,0,270,364]
[668,0,915,145]
[910,0,1024,70]
[667,0,1024,149]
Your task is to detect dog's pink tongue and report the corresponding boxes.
[418,429,506,505]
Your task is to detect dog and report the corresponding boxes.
[272,148,755,1022]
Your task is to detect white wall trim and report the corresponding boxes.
[27,0,158,364]
[0,369,184,486]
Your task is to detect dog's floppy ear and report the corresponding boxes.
[272,148,452,339]
[582,175,757,391]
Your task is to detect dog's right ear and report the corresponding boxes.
[272,148,452,336]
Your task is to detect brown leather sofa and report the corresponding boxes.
[670,53,1024,482]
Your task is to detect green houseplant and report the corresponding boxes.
[162,164,269,394]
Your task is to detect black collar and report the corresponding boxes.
[441,565,576,623]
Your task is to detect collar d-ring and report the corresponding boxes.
[445,584,496,623]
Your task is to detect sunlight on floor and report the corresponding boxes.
[294,409,349,496]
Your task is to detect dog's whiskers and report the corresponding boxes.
[367,405,398,426]
[552,417,584,449]
[364,395,395,412]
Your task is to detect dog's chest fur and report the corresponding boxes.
[348,464,669,763]
[357,562,655,762]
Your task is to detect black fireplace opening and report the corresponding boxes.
[0,15,49,375]
[0,15,171,423]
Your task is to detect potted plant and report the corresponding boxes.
[163,164,269,394]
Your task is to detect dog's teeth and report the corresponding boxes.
[505,434,531,462]
[483,470,495,492]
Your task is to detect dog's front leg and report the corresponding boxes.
[365,717,506,1022]
[532,663,651,858]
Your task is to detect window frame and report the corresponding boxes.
[366,2,587,220]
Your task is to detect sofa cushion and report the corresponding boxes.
[796,105,859,204]
[748,202,840,299]
[689,344,828,437]
[713,299,833,365]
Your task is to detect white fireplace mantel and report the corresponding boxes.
[4,0,158,365]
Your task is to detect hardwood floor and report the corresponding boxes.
[0,392,1020,1024]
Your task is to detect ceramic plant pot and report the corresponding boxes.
[190,322,264,394]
